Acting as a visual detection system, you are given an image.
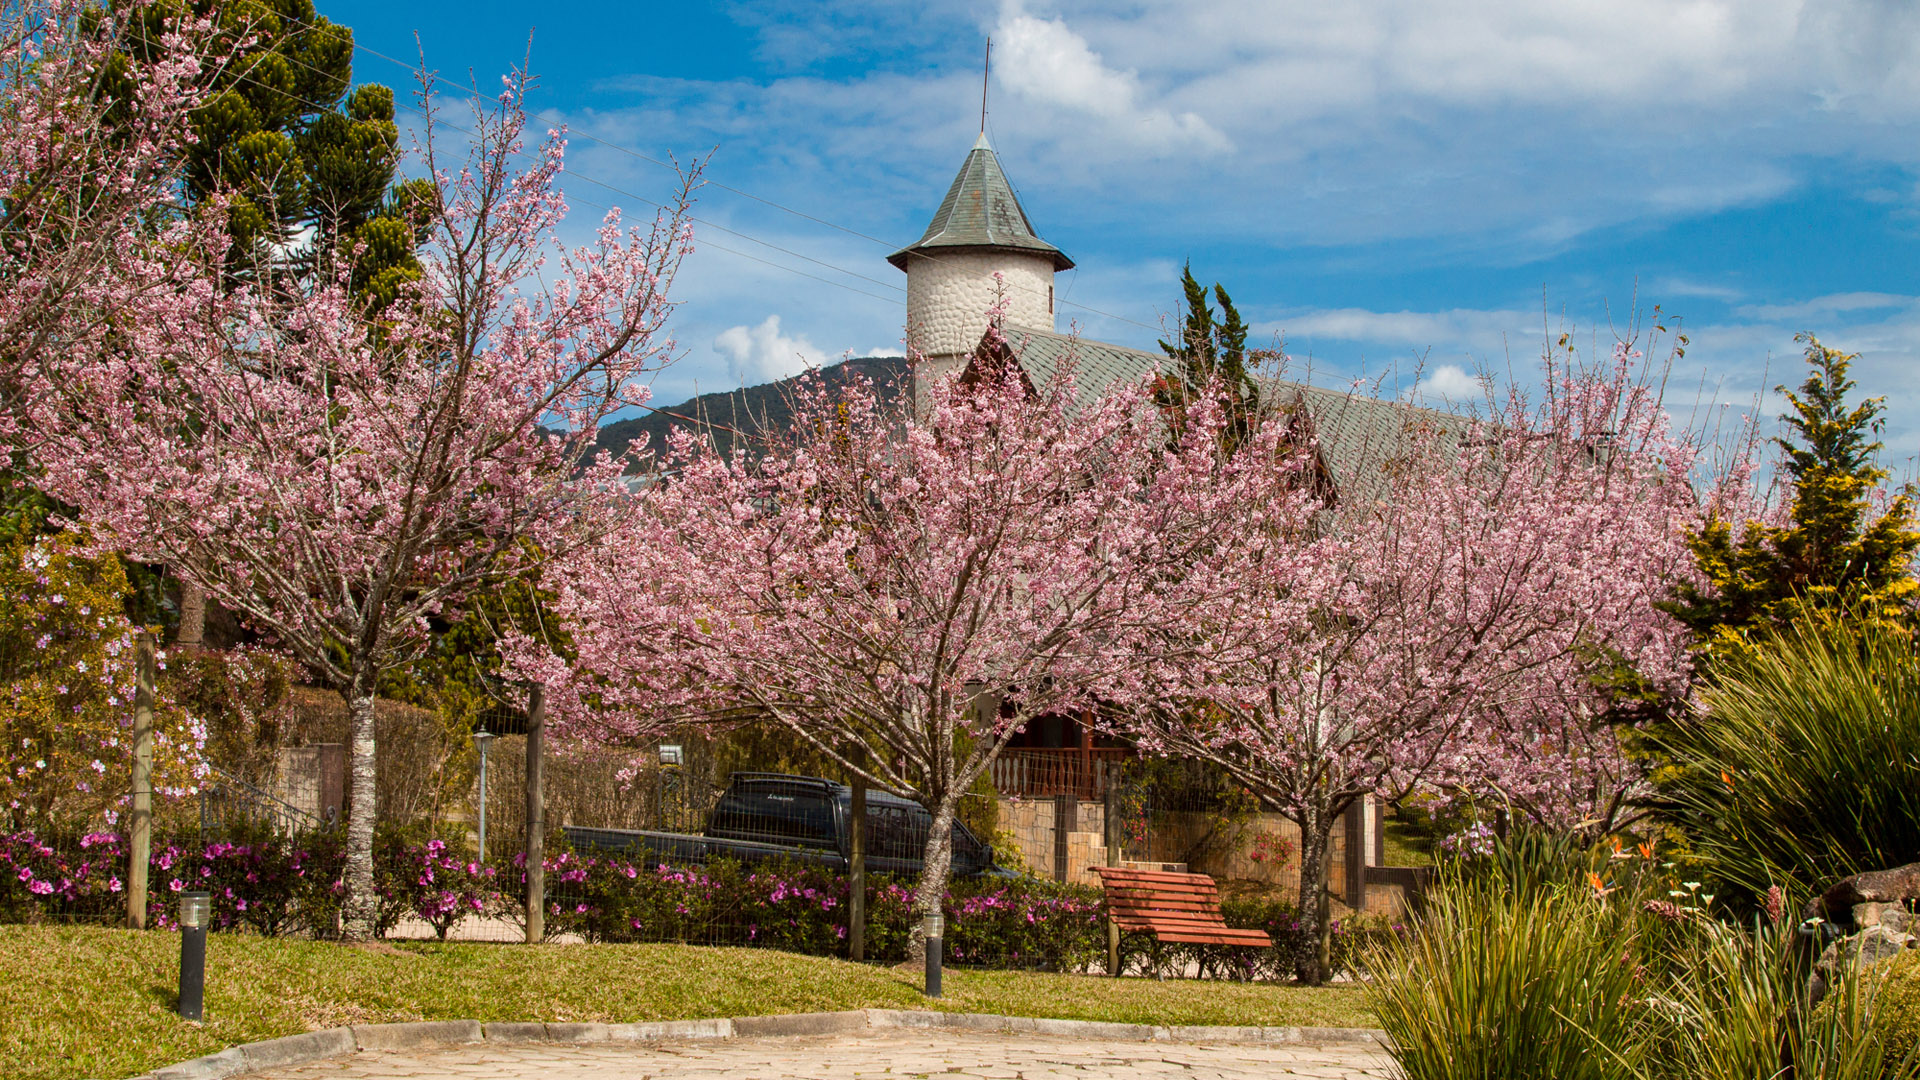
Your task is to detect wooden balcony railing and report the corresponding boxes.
[990,747,1130,800]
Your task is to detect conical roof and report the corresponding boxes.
[888,134,1073,271]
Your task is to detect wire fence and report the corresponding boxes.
[1,644,1406,975]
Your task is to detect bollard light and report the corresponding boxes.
[179,890,209,929]
[923,911,944,998]
[178,890,210,1021]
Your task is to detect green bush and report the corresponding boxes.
[1654,617,1920,909]
[1365,831,1915,1080]
[532,853,1107,970]
[1864,949,1920,1077]
[1201,896,1397,981]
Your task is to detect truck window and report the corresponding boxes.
[718,786,834,844]
[868,805,916,860]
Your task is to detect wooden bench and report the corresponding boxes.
[1092,866,1272,948]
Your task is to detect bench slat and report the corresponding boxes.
[1115,917,1262,934]
[1152,926,1274,941]
[1095,865,1274,950]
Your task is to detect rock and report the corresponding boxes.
[1801,862,1920,928]
[1816,924,1917,979]
[1851,901,1915,935]
[1808,922,1918,1006]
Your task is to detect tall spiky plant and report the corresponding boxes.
[1653,613,1920,909]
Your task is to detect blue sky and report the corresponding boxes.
[323,0,1920,468]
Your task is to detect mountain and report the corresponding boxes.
[596,356,910,467]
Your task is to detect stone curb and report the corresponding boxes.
[350,1020,484,1052]
[129,1008,1388,1078]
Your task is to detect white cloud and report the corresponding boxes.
[713,315,827,385]
[1407,363,1488,405]
[1055,0,1920,118]
[1650,278,1747,303]
[554,0,1920,260]
[1282,307,1537,347]
[992,3,1231,156]
[1734,292,1915,322]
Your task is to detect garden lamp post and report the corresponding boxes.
[473,729,496,863]
[178,890,210,1020]
[923,911,943,997]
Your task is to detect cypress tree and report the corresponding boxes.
[115,0,420,294]
[1664,335,1920,646]
[1156,263,1262,453]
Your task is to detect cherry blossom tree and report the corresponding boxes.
[1123,343,1701,983]
[522,346,1310,954]
[24,72,697,939]
[0,0,216,436]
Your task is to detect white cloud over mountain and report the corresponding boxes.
[714,315,825,385]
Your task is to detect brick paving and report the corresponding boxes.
[242,1029,1396,1080]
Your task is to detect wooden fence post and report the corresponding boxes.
[1054,793,1074,882]
[1344,795,1369,912]
[126,632,155,929]
[524,684,545,944]
[848,776,866,962]
[1104,762,1121,977]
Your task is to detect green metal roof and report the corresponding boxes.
[991,325,1459,508]
[888,134,1074,272]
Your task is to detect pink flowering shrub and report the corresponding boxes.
[0,829,127,922]
[373,829,497,939]
[508,852,1106,969]
[944,881,1104,971]
[0,823,504,940]
[0,537,208,823]
[505,855,858,954]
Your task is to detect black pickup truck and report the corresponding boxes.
[562,772,1001,878]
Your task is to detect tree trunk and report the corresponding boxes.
[907,796,958,964]
[176,576,205,648]
[340,668,380,941]
[1296,805,1337,985]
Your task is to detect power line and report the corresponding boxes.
[268,12,1168,336]
[222,63,906,308]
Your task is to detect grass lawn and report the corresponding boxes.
[10,925,1374,1080]
[1382,808,1438,869]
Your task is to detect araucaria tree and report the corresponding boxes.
[1124,345,1699,983]
[529,348,1290,954]
[24,74,697,939]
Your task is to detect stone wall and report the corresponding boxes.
[905,249,1057,391]
[995,793,1408,917]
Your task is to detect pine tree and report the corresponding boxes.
[1665,335,1920,644]
[1155,263,1263,453]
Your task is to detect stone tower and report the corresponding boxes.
[889,134,1073,402]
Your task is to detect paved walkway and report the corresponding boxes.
[243,1029,1396,1080]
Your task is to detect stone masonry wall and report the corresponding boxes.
[995,795,1408,917]
[904,249,1057,379]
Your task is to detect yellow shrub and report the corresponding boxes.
[0,536,203,826]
